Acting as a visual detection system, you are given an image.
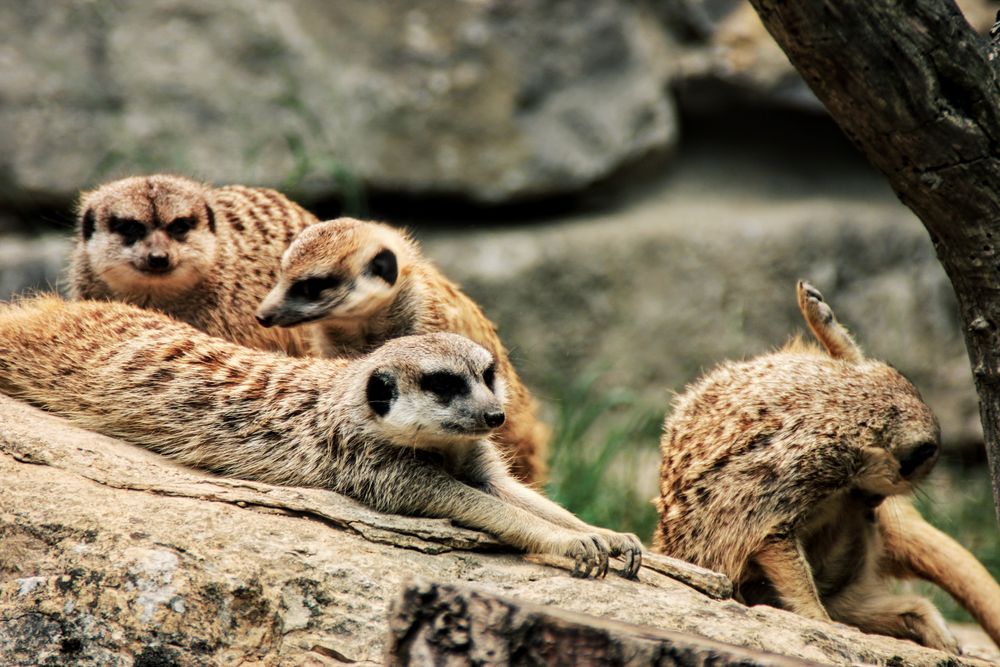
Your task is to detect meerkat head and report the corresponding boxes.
[796,281,941,503]
[256,218,411,329]
[77,175,218,298]
[355,332,507,450]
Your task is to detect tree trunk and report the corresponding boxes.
[744,0,1000,525]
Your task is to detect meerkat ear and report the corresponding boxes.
[204,203,216,233]
[368,249,398,286]
[366,370,398,417]
[80,208,96,240]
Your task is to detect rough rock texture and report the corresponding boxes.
[2,394,998,666]
[0,0,677,205]
[387,580,819,666]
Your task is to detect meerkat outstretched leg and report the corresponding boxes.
[796,281,863,362]
[486,474,642,577]
[878,497,1000,647]
[828,589,958,652]
[360,455,612,578]
[752,539,831,621]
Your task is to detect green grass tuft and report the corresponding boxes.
[544,372,663,542]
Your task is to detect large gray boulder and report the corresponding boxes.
[1,394,997,665]
[0,0,677,205]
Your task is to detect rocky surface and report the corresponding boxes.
[1,394,998,666]
[0,0,677,205]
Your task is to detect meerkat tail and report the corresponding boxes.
[796,281,864,362]
[879,498,1000,647]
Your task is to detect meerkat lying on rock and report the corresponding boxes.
[0,296,640,578]
[255,218,550,485]
[70,174,318,355]
[655,281,1000,652]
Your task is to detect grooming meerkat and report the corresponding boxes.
[654,281,1000,652]
[70,174,318,355]
[254,218,550,485]
[0,296,640,578]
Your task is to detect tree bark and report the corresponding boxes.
[744,0,1000,525]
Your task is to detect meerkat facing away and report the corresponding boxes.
[70,174,318,355]
[254,218,550,485]
[654,282,1000,652]
[0,296,640,578]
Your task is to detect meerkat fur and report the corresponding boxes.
[655,281,1000,651]
[0,296,640,578]
[70,174,318,355]
[255,218,550,485]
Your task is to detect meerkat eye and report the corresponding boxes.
[366,371,398,417]
[110,218,147,244]
[290,276,343,301]
[367,249,398,285]
[420,371,469,401]
[482,363,496,390]
[166,217,197,239]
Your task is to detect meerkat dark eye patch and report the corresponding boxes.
[482,363,496,390]
[110,217,147,244]
[81,208,96,240]
[367,249,398,285]
[420,371,469,402]
[289,275,344,301]
[366,371,398,417]
[166,217,197,239]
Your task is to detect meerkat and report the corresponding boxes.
[0,296,640,578]
[70,174,318,355]
[654,281,1000,652]
[254,218,550,485]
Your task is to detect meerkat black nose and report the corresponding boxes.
[899,441,939,478]
[255,313,274,328]
[484,411,506,428]
[147,252,170,270]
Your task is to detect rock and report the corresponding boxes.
[2,394,998,666]
[0,0,678,205]
[387,580,818,666]
[671,0,1000,113]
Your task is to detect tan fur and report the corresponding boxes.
[70,174,318,355]
[0,296,640,578]
[655,281,1000,651]
[255,218,550,485]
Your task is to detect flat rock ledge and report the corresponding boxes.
[0,394,997,666]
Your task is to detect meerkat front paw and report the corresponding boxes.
[596,529,643,578]
[550,531,610,579]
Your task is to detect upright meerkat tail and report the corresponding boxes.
[879,498,1000,648]
[796,281,864,363]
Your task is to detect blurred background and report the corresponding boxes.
[1,0,997,621]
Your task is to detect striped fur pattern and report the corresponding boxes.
[70,174,317,355]
[0,296,640,579]
[256,218,551,485]
[654,282,1000,652]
